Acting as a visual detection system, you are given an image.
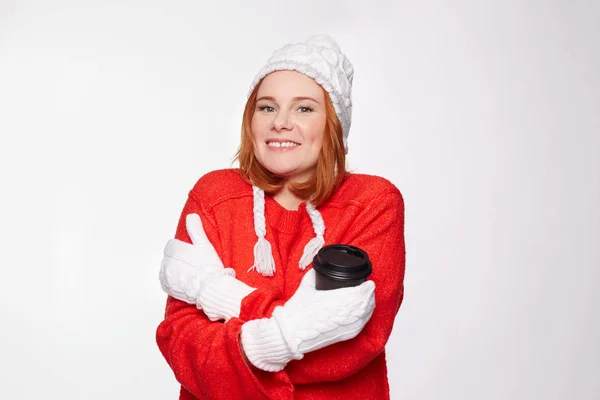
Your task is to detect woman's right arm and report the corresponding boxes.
[157,297,292,399]
[156,195,293,399]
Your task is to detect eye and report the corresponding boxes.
[258,105,276,113]
[298,106,313,113]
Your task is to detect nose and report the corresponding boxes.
[272,110,292,131]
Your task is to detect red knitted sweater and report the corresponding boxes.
[156,169,405,399]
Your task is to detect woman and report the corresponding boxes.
[156,34,405,400]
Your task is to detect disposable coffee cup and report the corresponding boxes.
[312,244,372,290]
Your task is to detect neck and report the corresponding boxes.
[273,184,305,211]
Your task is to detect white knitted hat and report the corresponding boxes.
[246,34,353,277]
[248,34,354,151]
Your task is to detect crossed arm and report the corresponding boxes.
[156,189,405,398]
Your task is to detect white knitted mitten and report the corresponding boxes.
[159,214,255,321]
[240,269,376,372]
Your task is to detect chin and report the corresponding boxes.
[266,167,300,178]
[260,163,300,178]
[272,169,316,184]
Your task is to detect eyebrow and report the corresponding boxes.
[256,96,321,104]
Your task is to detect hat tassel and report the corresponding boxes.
[250,237,276,276]
[299,235,324,270]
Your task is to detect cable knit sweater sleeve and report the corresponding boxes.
[285,187,405,384]
[156,195,293,400]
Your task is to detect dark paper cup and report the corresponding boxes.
[312,244,372,290]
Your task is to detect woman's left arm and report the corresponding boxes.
[285,188,405,384]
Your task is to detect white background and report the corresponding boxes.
[1,0,599,399]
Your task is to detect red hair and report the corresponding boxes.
[234,79,347,208]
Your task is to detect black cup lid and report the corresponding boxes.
[312,244,372,281]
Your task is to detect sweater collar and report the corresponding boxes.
[249,186,325,277]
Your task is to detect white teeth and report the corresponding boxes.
[267,141,299,148]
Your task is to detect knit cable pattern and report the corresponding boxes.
[272,277,376,359]
[160,256,225,303]
[159,239,236,304]
[159,259,202,304]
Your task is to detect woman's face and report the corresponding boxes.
[251,70,326,184]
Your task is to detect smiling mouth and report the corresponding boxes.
[266,141,300,148]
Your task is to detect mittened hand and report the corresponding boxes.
[159,213,255,322]
[274,269,376,356]
[184,213,224,267]
[159,214,232,305]
[240,269,376,372]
